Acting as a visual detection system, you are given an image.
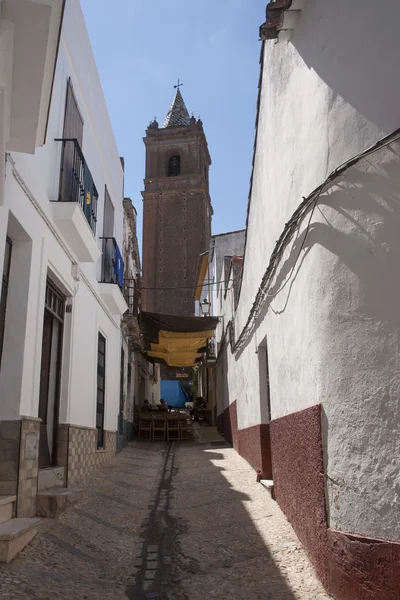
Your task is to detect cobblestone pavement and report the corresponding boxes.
[0,429,331,599]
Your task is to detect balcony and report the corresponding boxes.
[52,138,101,263]
[123,278,139,316]
[121,278,142,350]
[99,238,128,315]
[206,337,217,366]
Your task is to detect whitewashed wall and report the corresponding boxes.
[145,362,160,406]
[228,0,400,543]
[0,0,125,437]
[206,232,245,419]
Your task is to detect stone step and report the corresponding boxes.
[0,518,40,563]
[260,479,275,499]
[38,466,65,491]
[36,487,84,518]
[0,496,16,524]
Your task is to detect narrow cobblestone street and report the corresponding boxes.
[0,429,330,599]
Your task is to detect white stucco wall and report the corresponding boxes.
[211,230,245,315]
[205,231,245,419]
[137,356,160,407]
[225,0,400,543]
[215,283,236,419]
[0,0,125,438]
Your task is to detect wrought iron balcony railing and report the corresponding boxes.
[123,278,139,315]
[55,138,98,234]
[99,237,124,289]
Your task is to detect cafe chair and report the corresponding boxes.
[138,415,152,441]
[152,417,166,442]
[167,416,180,442]
[180,418,193,440]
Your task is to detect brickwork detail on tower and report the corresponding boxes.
[142,91,212,316]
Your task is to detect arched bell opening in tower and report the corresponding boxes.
[168,154,181,177]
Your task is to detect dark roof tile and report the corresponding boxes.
[163,89,191,128]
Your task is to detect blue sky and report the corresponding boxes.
[80,0,264,250]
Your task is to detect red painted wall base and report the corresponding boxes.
[217,401,273,478]
[237,423,273,479]
[217,400,238,448]
[270,404,400,600]
[218,402,400,598]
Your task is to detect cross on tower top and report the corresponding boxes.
[174,78,183,90]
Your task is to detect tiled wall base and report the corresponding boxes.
[0,420,116,515]
[18,418,40,517]
[61,425,116,486]
[0,417,40,517]
[0,421,21,498]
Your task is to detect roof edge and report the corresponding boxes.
[212,228,246,239]
[260,0,302,42]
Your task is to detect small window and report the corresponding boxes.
[168,155,180,177]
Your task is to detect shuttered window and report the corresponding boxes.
[63,78,83,144]
[60,79,84,203]
[103,186,115,238]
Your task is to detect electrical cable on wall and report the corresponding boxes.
[233,126,400,354]
[140,279,228,291]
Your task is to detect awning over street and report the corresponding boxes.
[140,311,219,367]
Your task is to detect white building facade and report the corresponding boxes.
[121,197,160,449]
[0,0,129,519]
[215,1,400,598]
[195,230,245,424]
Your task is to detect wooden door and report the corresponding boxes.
[118,348,125,434]
[96,333,106,448]
[38,282,65,468]
[38,312,54,467]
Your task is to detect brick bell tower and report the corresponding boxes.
[141,87,212,316]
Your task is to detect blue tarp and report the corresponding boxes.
[160,380,190,408]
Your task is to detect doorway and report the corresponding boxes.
[265,342,272,422]
[139,374,146,406]
[96,333,106,449]
[258,336,274,479]
[0,237,12,368]
[38,280,65,468]
[119,348,125,435]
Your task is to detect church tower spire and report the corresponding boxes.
[163,88,191,128]
[141,88,212,316]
